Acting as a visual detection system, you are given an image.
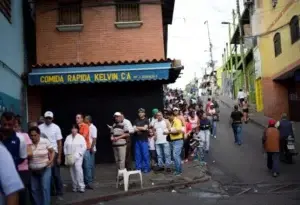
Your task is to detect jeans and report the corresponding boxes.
[135,140,150,172]
[232,124,242,144]
[83,151,93,185]
[211,121,217,137]
[31,167,52,205]
[170,140,184,174]
[90,151,95,180]
[155,143,172,168]
[200,130,210,151]
[51,153,63,196]
[267,152,280,173]
[196,147,205,162]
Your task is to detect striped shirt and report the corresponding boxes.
[29,138,53,170]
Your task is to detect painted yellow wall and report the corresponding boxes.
[258,0,300,77]
[216,66,223,88]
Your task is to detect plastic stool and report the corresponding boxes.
[116,169,143,191]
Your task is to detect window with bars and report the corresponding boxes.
[273,32,282,57]
[0,0,11,23]
[57,1,82,25]
[290,15,300,44]
[115,1,141,22]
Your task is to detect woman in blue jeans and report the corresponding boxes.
[28,126,55,205]
[230,105,243,145]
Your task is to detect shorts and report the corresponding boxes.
[242,108,249,113]
[239,98,245,105]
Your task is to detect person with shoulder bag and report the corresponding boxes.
[64,124,87,193]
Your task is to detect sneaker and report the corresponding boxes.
[86,184,94,190]
[79,190,85,193]
[214,135,216,139]
[173,172,182,176]
[166,168,172,173]
[72,189,77,193]
[273,172,278,177]
[184,159,189,163]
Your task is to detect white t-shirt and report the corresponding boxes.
[89,124,98,152]
[148,136,155,150]
[152,119,168,144]
[39,123,63,153]
[237,91,246,99]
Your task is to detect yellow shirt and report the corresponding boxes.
[170,118,183,141]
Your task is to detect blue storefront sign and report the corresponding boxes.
[28,63,171,86]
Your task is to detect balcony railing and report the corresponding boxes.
[57,3,82,25]
[115,2,140,22]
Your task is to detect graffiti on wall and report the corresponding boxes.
[0,91,21,116]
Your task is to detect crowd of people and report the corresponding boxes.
[1,87,296,204]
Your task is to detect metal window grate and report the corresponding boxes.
[0,0,11,23]
[57,3,82,25]
[115,2,140,22]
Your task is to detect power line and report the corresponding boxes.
[244,14,300,38]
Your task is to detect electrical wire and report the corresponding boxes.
[244,14,300,38]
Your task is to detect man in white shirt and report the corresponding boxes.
[152,111,172,172]
[84,115,97,182]
[237,89,246,107]
[38,111,63,198]
[0,142,24,205]
[121,113,134,170]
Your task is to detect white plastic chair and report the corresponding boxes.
[116,169,143,191]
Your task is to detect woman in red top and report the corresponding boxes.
[182,116,193,163]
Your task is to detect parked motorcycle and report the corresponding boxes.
[285,135,298,163]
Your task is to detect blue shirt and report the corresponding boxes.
[0,143,24,204]
[2,132,22,167]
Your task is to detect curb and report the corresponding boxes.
[218,98,266,129]
[65,176,211,205]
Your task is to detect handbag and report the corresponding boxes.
[65,154,75,166]
[213,114,219,121]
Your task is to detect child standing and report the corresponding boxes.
[193,126,206,165]
[148,129,157,167]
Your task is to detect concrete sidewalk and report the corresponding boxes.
[218,95,300,141]
[54,162,210,205]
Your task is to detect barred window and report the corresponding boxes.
[115,1,140,22]
[290,15,300,44]
[0,0,11,23]
[273,32,282,57]
[57,0,82,25]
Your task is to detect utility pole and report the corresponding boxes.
[236,0,248,92]
[204,21,215,72]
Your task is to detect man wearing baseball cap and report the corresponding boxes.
[133,108,150,173]
[39,111,64,198]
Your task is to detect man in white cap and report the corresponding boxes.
[111,112,129,171]
[38,111,64,199]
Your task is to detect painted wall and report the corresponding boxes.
[0,1,25,116]
[258,1,300,77]
[216,66,223,88]
[255,0,300,119]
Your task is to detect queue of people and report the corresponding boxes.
[0,111,98,205]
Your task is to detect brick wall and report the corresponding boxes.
[35,1,165,64]
[262,77,289,120]
[27,87,41,122]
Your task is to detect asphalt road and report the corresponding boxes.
[102,102,300,205]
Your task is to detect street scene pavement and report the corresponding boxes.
[98,100,300,205]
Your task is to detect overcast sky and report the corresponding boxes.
[167,0,243,88]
